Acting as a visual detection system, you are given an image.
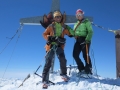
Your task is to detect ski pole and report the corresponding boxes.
[35,50,49,74]
[86,44,89,64]
[34,72,55,85]
[35,65,42,73]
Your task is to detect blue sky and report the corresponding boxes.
[0,0,120,78]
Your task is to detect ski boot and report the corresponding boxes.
[61,75,70,82]
[42,81,49,89]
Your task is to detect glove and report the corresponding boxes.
[48,36,56,42]
[46,36,56,45]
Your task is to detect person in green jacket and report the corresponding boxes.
[73,9,93,74]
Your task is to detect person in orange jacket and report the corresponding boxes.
[42,11,74,89]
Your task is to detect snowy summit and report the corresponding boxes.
[0,68,120,90]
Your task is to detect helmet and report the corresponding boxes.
[76,9,84,14]
[53,11,62,17]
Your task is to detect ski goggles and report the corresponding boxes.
[55,16,62,19]
[76,14,83,17]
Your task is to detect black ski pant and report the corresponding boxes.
[73,37,92,72]
[42,46,67,83]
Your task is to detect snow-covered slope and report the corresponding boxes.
[0,69,120,90]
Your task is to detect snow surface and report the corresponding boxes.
[0,69,120,90]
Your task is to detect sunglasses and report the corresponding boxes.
[55,16,62,18]
[76,14,83,17]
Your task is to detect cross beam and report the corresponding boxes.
[20,0,93,25]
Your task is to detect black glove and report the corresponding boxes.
[46,36,55,45]
[48,36,56,42]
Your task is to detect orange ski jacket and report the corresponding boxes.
[43,22,72,52]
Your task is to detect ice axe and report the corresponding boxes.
[18,74,30,88]
[86,44,89,64]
